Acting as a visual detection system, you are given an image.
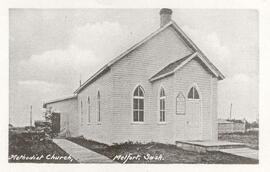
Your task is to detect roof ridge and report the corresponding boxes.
[149,51,225,82]
[149,53,196,82]
[74,21,175,93]
[106,21,174,67]
[167,53,195,67]
[43,94,77,106]
[171,21,225,79]
[74,19,225,93]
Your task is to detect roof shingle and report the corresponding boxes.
[150,53,193,81]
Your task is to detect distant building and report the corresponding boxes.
[218,119,246,134]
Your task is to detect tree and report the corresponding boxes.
[44,107,53,122]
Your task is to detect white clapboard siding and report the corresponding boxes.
[110,26,193,144]
[46,98,79,137]
[75,25,219,144]
[78,70,113,144]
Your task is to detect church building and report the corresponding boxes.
[44,8,225,145]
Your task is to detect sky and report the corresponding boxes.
[9,9,258,126]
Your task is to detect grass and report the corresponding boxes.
[218,131,259,150]
[9,127,258,163]
[67,137,258,164]
[9,130,77,163]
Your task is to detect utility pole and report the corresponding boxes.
[79,73,82,86]
[30,105,32,127]
[229,103,232,120]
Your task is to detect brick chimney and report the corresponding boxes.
[160,8,173,27]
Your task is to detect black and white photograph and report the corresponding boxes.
[8,7,260,164]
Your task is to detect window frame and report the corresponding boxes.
[87,96,90,124]
[97,91,101,123]
[159,87,166,122]
[80,100,83,125]
[176,92,186,115]
[132,85,145,123]
[187,86,200,100]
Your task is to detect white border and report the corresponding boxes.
[1,0,269,172]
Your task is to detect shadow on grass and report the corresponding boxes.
[9,130,78,163]
[67,137,258,164]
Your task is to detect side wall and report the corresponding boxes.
[77,70,113,144]
[111,26,193,144]
[46,98,79,137]
[211,77,218,140]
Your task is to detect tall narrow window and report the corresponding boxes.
[188,86,200,99]
[176,93,186,115]
[80,101,83,125]
[133,86,144,122]
[159,87,166,122]
[87,96,90,123]
[97,91,101,122]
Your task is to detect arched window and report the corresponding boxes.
[80,100,83,125]
[97,91,101,122]
[87,96,90,123]
[188,86,200,99]
[133,85,144,122]
[159,87,166,122]
[176,93,186,115]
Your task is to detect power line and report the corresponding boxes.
[229,103,232,120]
[30,105,32,127]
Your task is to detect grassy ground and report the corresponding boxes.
[9,130,77,163]
[67,137,258,164]
[218,131,259,150]
[9,127,258,163]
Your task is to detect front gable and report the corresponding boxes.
[111,24,194,79]
[75,21,224,94]
[149,52,224,82]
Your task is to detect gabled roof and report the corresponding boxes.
[150,54,193,81]
[149,52,224,82]
[74,20,225,93]
[43,94,77,108]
